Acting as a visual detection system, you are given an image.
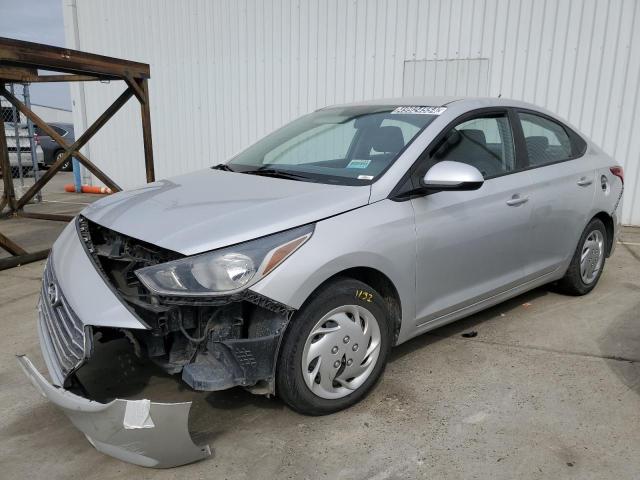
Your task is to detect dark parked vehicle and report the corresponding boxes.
[35,122,75,171]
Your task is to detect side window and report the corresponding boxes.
[518,112,572,167]
[51,125,67,136]
[429,113,515,179]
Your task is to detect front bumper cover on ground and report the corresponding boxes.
[17,355,211,468]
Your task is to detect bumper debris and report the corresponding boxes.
[17,355,211,468]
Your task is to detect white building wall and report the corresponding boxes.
[64,0,640,225]
[30,105,73,124]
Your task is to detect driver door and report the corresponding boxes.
[410,110,533,326]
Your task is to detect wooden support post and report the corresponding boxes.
[125,75,145,103]
[0,231,27,256]
[139,78,155,183]
[0,111,17,212]
[1,86,130,208]
[0,37,155,269]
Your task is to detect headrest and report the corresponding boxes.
[370,126,405,153]
[526,136,549,150]
[460,129,487,146]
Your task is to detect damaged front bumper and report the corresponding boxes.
[22,220,293,468]
[17,355,211,468]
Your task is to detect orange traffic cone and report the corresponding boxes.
[64,184,113,194]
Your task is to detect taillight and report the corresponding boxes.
[610,166,624,184]
[34,133,39,145]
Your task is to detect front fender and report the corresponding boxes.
[250,200,417,344]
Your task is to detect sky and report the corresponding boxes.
[0,0,72,109]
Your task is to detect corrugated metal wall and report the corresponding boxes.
[65,0,640,225]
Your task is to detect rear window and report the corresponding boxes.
[518,112,585,167]
[35,125,67,137]
[51,125,67,136]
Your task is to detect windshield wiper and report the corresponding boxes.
[243,169,312,181]
[211,163,235,172]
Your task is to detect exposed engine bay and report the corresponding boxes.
[77,215,294,394]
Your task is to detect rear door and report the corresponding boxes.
[514,110,595,279]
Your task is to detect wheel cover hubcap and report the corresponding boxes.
[580,230,604,284]
[301,305,381,400]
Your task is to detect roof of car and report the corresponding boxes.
[328,96,549,110]
[326,96,590,147]
[333,96,464,107]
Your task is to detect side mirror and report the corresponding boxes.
[421,161,484,191]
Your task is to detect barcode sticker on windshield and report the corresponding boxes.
[391,106,447,115]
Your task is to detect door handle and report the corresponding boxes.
[506,194,529,206]
[577,177,593,187]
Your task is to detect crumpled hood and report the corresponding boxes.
[82,169,371,255]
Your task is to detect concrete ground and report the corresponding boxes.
[1,228,639,480]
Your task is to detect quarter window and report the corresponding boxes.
[519,112,572,166]
[51,125,67,136]
[430,114,515,179]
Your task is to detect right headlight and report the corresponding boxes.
[135,224,314,297]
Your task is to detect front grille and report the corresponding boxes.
[38,258,89,383]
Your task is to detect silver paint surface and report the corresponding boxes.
[82,169,372,255]
[17,355,211,468]
[51,222,147,330]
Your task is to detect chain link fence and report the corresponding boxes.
[1,83,42,203]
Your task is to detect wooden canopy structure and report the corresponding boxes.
[0,37,155,269]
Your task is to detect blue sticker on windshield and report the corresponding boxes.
[346,159,371,169]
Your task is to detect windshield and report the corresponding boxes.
[226,105,441,185]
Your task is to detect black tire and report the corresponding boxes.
[276,278,393,415]
[556,218,607,295]
[56,151,72,172]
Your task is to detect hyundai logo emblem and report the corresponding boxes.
[47,282,61,307]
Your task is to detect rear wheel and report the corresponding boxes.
[556,218,607,295]
[276,278,393,415]
[56,151,72,172]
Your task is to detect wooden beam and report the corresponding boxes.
[0,66,39,82]
[17,211,74,222]
[0,249,49,270]
[0,115,17,212]
[125,75,146,103]
[0,86,127,208]
[0,36,150,80]
[0,231,28,256]
[138,78,155,183]
[29,74,118,83]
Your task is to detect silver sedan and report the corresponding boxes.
[19,97,623,467]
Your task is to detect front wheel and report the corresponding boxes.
[276,278,393,415]
[557,218,607,295]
